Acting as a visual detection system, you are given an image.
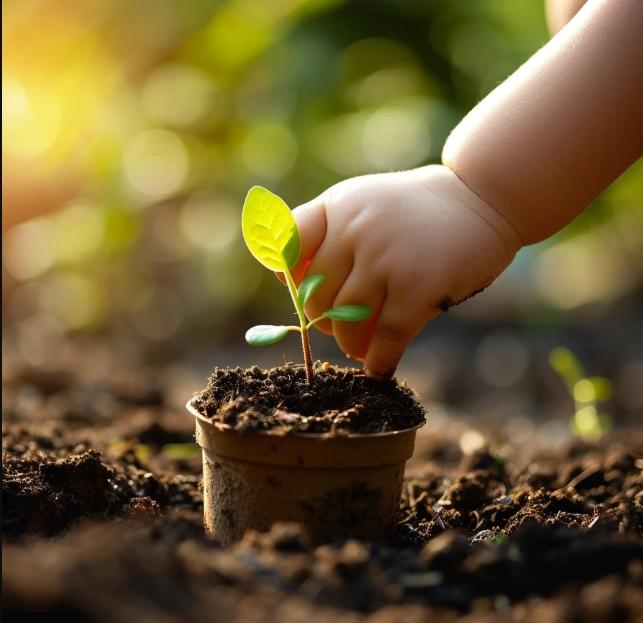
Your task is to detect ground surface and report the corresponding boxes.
[2,362,642,623]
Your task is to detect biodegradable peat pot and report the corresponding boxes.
[188,365,425,545]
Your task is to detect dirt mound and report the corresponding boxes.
[191,364,425,435]
[2,431,201,539]
[2,363,643,622]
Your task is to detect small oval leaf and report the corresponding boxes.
[323,305,372,322]
[298,274,325,307]
[245,325,289,346]
[242,186,300,271]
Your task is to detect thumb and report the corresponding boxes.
[291,197,327,282]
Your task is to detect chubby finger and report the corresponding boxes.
[331,267,386,361]
[291,197,327,283]
[364,296,436,380]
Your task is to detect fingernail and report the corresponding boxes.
[364,366,397,381]
[364,367,395,381]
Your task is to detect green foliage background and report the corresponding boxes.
[4,0,642,358]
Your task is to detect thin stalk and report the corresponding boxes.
[283,267,314,383]
[306,316,325,330]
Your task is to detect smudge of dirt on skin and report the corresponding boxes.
[438,283,492,312]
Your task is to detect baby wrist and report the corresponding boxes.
[414,164,523,258]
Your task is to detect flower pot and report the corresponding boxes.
[187,399,422,545]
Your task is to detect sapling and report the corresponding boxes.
[242,186,371,383]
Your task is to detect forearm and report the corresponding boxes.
[442,0,643,245]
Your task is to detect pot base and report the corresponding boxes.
[202,450,406,544]
[189,400,421,545]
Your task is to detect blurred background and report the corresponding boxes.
[3,0,642,444]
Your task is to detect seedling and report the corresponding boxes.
[242,186,371,382]
[549,346,613,439]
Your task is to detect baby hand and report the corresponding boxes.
[291,165,522,379]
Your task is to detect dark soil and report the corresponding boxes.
[191,364,426,435]
[2,361,643,623]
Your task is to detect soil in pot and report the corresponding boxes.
[190,363,426,544]
[191,363,425,435]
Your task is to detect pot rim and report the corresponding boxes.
[186,398,425,439]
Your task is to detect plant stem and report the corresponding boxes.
[306,316,325,330]
[300,326,313,383]
[283,267,314,383]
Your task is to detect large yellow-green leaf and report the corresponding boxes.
[242,186,300,271]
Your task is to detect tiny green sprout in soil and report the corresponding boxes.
[548,346,613,440]
[242,186,371,383]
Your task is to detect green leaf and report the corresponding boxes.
[298,274,325,306]
[242,186,300,271]
[549,346,584,389]
[587,376,613,402]
[245,325,290,346]
[161,443,202,460]
[323,305,372,322]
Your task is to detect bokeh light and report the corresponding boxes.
[361,98,432,170]
[141,64,223,128]
[535,226,635,310]
[238,122,298,179]
[2,80,61,161]
[4,220,54,280]
[124,130,190,199]
[2,0,642,429]
[130,286,184,341]
[51,203,104,263]
[179,194,239,253]
[38,272,105,330]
